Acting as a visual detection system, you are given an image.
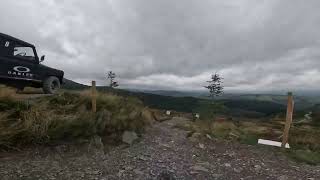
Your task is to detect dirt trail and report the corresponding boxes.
[0,117,319,180]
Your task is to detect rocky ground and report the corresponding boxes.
[0,117,319,180]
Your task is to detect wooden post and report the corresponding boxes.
[91,81,97,113]
[282,92,294,148]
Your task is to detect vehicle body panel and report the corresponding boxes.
[0,33,64,89]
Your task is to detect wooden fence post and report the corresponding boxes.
[92,81,97,113]
[282,92,294,148]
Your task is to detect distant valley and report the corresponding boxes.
[62,79,320,119]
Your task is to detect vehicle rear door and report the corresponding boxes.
[1,41,41,83]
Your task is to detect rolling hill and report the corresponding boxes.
[62,79,320,119]
[132,89,316,111]
[62,78,89,90]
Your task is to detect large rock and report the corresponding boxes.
[254,165,262,172]
[122,131,138,145]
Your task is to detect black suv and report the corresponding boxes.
[0,33,64,94]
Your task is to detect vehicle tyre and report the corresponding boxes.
[43,76,60,94]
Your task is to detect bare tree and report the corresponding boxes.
[204,73,224,103]
[107,71,119,88]
[203,73,225,119]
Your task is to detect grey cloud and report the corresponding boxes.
[0,0,319,91]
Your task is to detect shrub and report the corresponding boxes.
[0,90,153,149]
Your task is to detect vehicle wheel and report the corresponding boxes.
[43,76,60,94]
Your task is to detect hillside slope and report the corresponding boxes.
[62,78,89,90]
[61,79,288,118]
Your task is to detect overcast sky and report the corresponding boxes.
[1,0,320,92]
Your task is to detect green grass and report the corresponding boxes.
[0,89,153,149]
[239,133,259,145]
[174,117,320,165]
[287,150,320,165]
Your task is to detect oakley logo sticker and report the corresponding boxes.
[8,66,33,78]
[13,66,31,73]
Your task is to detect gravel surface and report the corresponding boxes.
[0,117,319,180]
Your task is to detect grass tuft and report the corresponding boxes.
[287,150,320,165]
[0,88,154,149]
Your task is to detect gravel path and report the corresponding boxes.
[0,117,319,180]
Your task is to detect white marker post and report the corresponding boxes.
[258,92,294,149]
[281,92,294,148]
[258,139,290,148]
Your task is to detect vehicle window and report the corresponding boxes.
[13,46,35,61]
